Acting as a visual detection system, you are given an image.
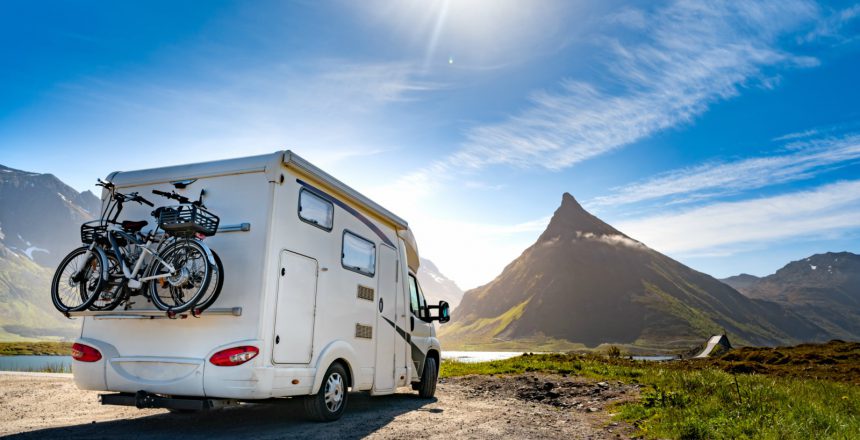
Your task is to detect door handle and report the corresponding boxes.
[410,316,415,332]
[275,335,280,344]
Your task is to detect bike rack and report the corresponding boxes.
[65,307,242,320]
[217,222,251,233]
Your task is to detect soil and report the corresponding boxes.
[0,372,637,439]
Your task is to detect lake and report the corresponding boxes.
[441,351,526,363]
[0,355,72,372]
[0,352,676,372]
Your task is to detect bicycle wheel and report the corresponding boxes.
[147,239,212,313]
[90,252,128,311]
[51,246,108,313]
[194,249,224,312]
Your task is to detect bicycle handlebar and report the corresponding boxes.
[96,178,115,190]
[152,189,198,206]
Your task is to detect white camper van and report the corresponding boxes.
[69,151,450,421]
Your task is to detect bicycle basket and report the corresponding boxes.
[158,205,220,237]
[80,221,107,244]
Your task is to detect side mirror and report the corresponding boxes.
[429,301,450,323]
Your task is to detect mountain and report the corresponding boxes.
[720,273,760,291]
[0,164,100,267]
[417,258,464,309]
[0,242,78,341]
[723,252,860,341]
[0,164,99,340]
[440,193,827,350]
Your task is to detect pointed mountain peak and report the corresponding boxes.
[539,193,623,241]
[561,192,579,205]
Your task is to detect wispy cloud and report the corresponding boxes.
[49,60,435,185]
[772,128,820,142]
[616,179,860,255]
[800,4,860,42]
[396,0,821,193]
[593,133,860,207]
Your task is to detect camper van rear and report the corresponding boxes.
[70,151,449,421]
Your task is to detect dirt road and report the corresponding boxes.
[0,372,635,439]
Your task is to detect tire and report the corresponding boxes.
[417,356,438,399]
[89,253,127,311]
[51,246,108,313]
[147,239,212,313]
[193,250,224,312]
[304,363,349,422]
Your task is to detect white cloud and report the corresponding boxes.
[800,4,860,42]
[593,133,860,207]
[616,180,860,255]
[576,231,646,250]
[396,0,821,194]
[407,215,551,290]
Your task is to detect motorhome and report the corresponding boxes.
[69,151,450,421]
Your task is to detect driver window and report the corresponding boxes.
[408,274,420,315]
[416,281,428,320]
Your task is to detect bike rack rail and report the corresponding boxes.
[65,307,242,320]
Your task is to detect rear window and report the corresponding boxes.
[299,189,333,231]
[342,231,376,277]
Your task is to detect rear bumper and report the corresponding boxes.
[73,338,316,400]
[100,391,238,410]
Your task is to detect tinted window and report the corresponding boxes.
[408,274,419,314]
[299,189,333,231]
[342,231,375,276]
[416,280,428,320]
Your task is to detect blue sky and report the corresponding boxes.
[2,0,860,289]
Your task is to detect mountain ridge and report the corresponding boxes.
[441,194,829,350]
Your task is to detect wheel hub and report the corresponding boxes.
[324,373,344,412]
[167,266,191,287]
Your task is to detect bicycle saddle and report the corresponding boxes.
[121,220,148,232]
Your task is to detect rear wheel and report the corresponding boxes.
[193,250,224,312]
[89,253,127,311]
[51,247,107,313]
[417,356,438,398]
[147,239,212,313]
[304,363,348,422]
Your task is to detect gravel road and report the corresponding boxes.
[0,372,635,439]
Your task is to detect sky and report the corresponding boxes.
[2,0,860,290]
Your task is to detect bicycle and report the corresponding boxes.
[51,180,222,315]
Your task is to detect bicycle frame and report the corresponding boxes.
[105,226,177,290]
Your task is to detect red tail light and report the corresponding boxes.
[71,343,102,362]
[209,346,259,366]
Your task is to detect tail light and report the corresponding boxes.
[209,346,259,366]
[71,343,102,362]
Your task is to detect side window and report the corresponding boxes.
[342,231,375,277]
[416,280,428,320]
[298,189,333,231]
[408,274,419,315]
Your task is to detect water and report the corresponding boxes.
[0,355,72,372]
[441,351,525,363]
[442,351,678,363]
[631,355,676,362]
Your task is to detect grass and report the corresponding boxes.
[440,342,860,439]
[0,341,72,356]
[22,362,71,373]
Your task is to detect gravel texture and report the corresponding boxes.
[0,372,636,439]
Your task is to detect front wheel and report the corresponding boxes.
[304,363,349,422]
[147,239,212,313]
[417,356,438,398]
[51,246,108,313]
